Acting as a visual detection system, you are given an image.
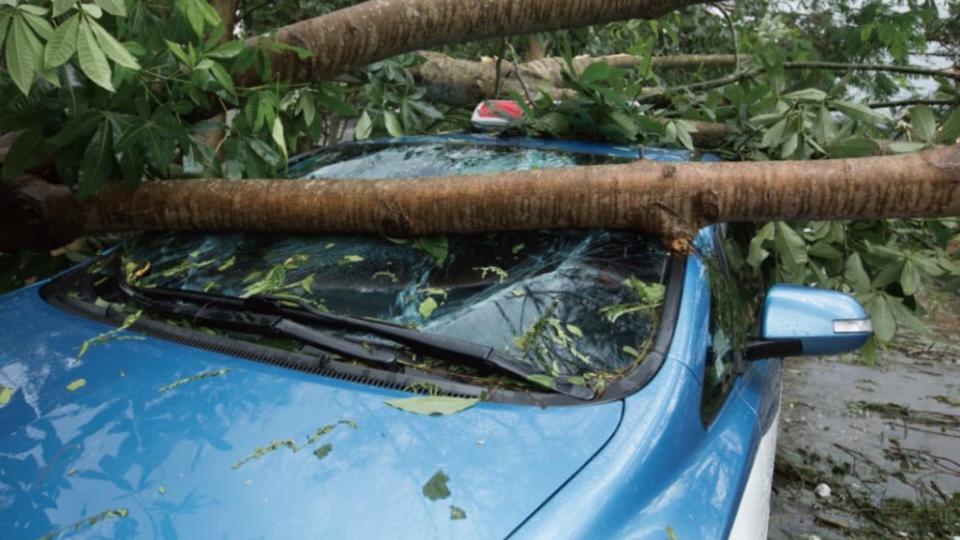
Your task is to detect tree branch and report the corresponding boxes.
[4,146,958,253]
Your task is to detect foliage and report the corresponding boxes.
[0,0,958,360]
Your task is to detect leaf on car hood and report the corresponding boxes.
[422,470,451,501]
[384,396,479,416]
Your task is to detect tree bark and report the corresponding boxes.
[4,145,958,253]
[248,0,706,84]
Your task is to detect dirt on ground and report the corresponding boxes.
[769,296,960,539]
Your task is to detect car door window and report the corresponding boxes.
[700,226,758,427]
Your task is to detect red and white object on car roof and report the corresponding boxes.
[470,100,524,130]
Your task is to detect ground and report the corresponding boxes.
[770,295,960,539]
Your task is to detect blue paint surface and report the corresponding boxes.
[0,136,838,538]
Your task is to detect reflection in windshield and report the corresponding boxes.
[121,143,668,379]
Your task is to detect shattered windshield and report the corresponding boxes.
[120,141,669,382]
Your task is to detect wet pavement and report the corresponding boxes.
[769,298,960,539]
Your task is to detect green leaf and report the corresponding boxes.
[53,0,76,17]
[844,252,871,293]
[384,110,404,137]
[826,136,880,158]
[780,132,799,159]
[887,141,926,153]
[412,235,448,267]
[165,40,190,64]
[1,128,49,179]
[6,16,43,95]
[208,61,235,96]
[355,110,372,140]
[746,222,775,268]
[208,40,244,59]
[271,117,287,159]
[93,0,126,17]
[580,61,613,84]
[900,259,921,296]
[865,294,895,342]
[0,385,15,407]
[89,18,139,69]
[450,505,467,520]
[782,88,827,102]
[384,396,480,416]
[908,105,936,142]
[937,107,960,144]
[44,14,79,68]
[0,12,11,47]
[80,3,102,18]
[830,100,886,124]
[312,443,333,460]
[21,12,53,40]
[418,297,438,319]
[76,17,113,91]
[422,470,451,501]
[761,118,787,149]
[66,378,87,392]
[77,124,113,199]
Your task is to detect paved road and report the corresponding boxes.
[769,298,960,539]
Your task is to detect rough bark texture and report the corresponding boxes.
[4,146,958,253]
[415,51,736,107]
[252,0,705,84]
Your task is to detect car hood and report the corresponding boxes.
[0,286,622,539]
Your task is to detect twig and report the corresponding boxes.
[505,41,534,103]
[494,38,507,98]
[868,98,957,108]
[713,3,740,73]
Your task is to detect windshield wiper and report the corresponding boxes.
[109,278,594,400]
[112,278,397,365]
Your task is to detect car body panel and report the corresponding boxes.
[511,241,783,540]
[0,137,788,539]
[0,286,624,539]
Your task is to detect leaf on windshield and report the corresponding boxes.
[422,470,451,500]
[66,378,86,392]
[413,235,449,267]
[385,396,480,416]
[450,505,467,520]
[240,264,287,297]
[418,297,438,319]
[0,385,15,407]
[473,266,508,283]
[338,255,364,265]
[158,368,229,392]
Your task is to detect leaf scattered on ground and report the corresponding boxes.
[422,470,451,501]
[159,368,229,392]
[384,396,479,416]
[450,505,467,520]
[66,378,86,392]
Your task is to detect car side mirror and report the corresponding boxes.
[743,284,872,361]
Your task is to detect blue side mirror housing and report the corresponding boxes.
[746,284,873,359]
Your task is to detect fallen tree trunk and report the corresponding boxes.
[415,51,739,106]
[249,0,706,84]
[5,145,958,253]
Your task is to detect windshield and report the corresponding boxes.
[120,141,668,382]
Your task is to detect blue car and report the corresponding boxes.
[0,134,872,539]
